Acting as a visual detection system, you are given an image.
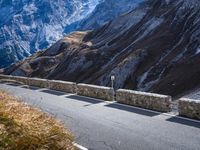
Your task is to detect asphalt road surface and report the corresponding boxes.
[0,83,200,150]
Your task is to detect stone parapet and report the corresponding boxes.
[77,83,113,101]
[116,89,172,112]
[178,98,200,120]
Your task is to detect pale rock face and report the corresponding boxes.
[65,0,143,33]
[0,0,143,68]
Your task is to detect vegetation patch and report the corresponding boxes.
[0,90,75,150]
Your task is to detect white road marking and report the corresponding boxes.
[65,94,77,97]
[73,142,88,150]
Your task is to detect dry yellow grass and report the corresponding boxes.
[0,90,75,150]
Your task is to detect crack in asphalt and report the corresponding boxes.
[63,114,74,120]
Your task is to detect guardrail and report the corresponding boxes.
[49,80,76,94]
[116,89,172,112]
[178,98,200,120]
[0,75,172,112]
[0,75,76,94]
[0,75,28,85]
[28,78,49,88]
[77,83,113,101]
[3,74,200,118]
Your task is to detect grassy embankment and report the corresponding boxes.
[0,90,75,150]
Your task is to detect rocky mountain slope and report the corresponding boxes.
[64,0,143,33]
[0,0,100,68]
[4,0,200,97]
[0,0,142,68]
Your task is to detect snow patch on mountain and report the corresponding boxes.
[196,47,200,55]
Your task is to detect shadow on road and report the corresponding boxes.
[105,103,160,117]
[6,83,21,86]
[67,95,102,104]
[40,89,67,96]
[21,86,41,90]
[166,117,200,129]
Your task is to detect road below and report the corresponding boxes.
[0,83,200,150]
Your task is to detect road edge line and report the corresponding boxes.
[73,142,88,150]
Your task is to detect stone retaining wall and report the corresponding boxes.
[11,76,28,85]
[0,75,27,85]
[49,80,76,93]
[0,75,12,80]
[77,83,113,101]
[116,89,172,112]
[178,98,200,120]
[0,75,76,93]
[27,78,49,88]
[5,74,200,116]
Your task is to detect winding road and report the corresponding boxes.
[0,83,200,150]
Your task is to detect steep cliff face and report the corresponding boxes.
[0,0,143,68]
[64,0,143,33]
[4,0,200,96]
